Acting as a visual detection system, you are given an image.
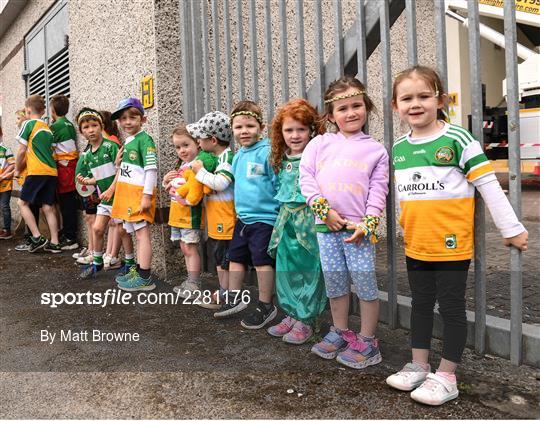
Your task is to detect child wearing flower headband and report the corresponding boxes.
[213,100,280,330]
[299,76,389,369]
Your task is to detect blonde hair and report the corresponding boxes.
[392,65,448,121]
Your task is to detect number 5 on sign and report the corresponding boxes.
[141,75,154,109]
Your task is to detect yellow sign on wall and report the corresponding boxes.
[479,0,540,16]
[448,92,459,106]
[141,75,154,109]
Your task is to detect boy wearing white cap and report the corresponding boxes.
[188,111,236,308]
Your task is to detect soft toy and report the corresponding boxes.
[176,151,218,206]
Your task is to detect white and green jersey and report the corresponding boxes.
[0,142,15,192]
[204,147,235,240]
[76,139,119,206]
[392,122,495,261]
[111,130,157,222]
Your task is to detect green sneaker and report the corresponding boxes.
[115,265,138,284]
[28,235,48,253]
[117,273,156,292]
[44,242,62,254]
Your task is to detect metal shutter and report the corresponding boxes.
[47,46,69,98]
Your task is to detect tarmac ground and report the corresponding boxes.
[0,172,538,419]
[0,235,539,419]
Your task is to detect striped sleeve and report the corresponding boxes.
[142,135,157,170]
[215,150,234,181]
[5,146,15,164]
[16,120,33,146]
[448,125,495,184]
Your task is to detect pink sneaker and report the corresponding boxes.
[267,316,296,337]
[283,321,313,344]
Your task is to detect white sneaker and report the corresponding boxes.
[106,256,122,270]
[77,253,94,265]
[386,362,430,391]
[72,247,88,259]
[103,254,112,268]
[410,373,459,406]
[173,280,200,299]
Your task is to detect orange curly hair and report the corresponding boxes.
[270,99,325,173]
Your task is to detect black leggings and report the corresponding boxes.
[406,257,471,363]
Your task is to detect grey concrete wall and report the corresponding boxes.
[1,0,438,280]
[68,0,176,279]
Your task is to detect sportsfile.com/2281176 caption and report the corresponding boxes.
[179,289,251,305]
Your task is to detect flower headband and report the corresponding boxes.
[324,90,365,104]
[230,110,263,125]
[77,110,103,125]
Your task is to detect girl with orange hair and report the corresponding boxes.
[266,99,327,344]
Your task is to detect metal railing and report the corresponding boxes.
[177,0,528,366]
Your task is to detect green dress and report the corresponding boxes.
[267,155,327,325]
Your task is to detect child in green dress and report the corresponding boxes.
[267,99,328,344]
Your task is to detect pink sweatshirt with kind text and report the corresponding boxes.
[299,131,389,224]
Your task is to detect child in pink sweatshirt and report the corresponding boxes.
[299,76,389,369]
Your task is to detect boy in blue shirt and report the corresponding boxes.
[214,101,280,330]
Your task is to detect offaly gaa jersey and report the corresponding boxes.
[16,119,57,176]
[205,147,236,240]
[0,143,15,192]
[50,117,78,163]
[393,122,495,261]
[76,139,119,206]
[168,163,205,229]
[111,131,157,223]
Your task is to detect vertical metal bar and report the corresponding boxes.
[334,0,343,78]
[405,0,417,67]
[296,0,306,98]
[249,0,259,103]
[264,0,274,122]
[279,0,289,102]
[212,0,222,111]
[180,0,194,122]
[356,0,368,133]
[468,0,486,355]
[224,0,233,111]
[190,0,203,119]
[356,0,367,84]
[237,0,245,100]
[504,0,523,366]
[202,0,210,112]
[314,0,325,110]
[434,0,448,91]
[380,0,397,329]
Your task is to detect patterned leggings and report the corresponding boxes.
[317,231,378,301]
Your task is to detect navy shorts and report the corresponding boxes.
[228,220,275,267]
[20,176,57,206]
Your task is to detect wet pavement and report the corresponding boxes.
[0,237,538,419]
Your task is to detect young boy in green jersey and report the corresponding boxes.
[74,108,120,279]
[49,95,79,250]
[110,98,157,292]
[188,111,235,308]
[15,94,60,253]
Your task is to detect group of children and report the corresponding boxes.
[1,65,528,406]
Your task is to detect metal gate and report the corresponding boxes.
[177,0,533,366]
